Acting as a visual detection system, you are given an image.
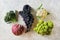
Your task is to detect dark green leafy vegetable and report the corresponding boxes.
[19,5,34,32]
[4,10,18,23]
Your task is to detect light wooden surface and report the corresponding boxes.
[0,0,60,40]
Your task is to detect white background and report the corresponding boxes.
[0,0,60,40]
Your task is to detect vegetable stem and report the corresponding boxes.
[37,4,43,10]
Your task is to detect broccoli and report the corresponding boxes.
[4,10,18,23]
